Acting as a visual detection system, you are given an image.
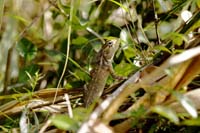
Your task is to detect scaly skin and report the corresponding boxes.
[83,38,120,107]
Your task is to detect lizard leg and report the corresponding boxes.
[107,64,126,80]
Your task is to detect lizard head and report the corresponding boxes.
[102,38,120,62]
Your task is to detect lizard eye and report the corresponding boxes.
[107,41,113,47]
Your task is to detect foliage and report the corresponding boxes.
[0,0,200,132]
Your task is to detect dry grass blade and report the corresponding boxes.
[175,55,200,90]
[169,88,200,113]
[0,88,82,118]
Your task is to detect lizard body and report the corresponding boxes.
[83,38,120,107]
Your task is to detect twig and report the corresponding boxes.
[39,119,52,133]
[152,0,161,45]
[3,48,12,95]
[64,94,73,118]
[48,0,69,18]
[53,0,74,104]
[86,27,104,44]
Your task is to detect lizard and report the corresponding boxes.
[83,37,121,107]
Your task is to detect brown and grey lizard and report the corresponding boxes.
[83,37,121,107]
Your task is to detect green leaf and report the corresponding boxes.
[72,36,88,45]
[45,49,64,62]
[18,65,39,83]
[154,45,171,53]
[51,115,79,131]
[12,15,29,25]
[17,38,37,61]
[181,118,200,126]
[108,0,128,12]
[0,125,9,132]
[173,37,183,46]
[130,106,147,126]
[46,49,88,72]
[72,107,91,121]
[123,47,137,61]
[172,49,185,54]
[151,105,179,124]
[65,80,85,89]
[114,60,138,77]
[173,33,186,46]
[163,32,188,46]
[69,57,89,74]
[73,69,90,81]
[171,0,187,4]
